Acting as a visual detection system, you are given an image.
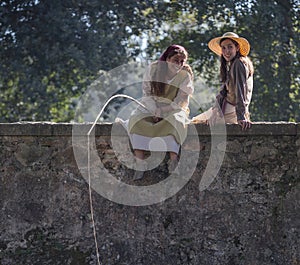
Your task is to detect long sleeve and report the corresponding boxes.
[232,60,248,121]
[171,72,194,112]
[142,65,152,97]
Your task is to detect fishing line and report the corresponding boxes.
[87,94,147,265]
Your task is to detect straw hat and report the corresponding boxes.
[208,32,250,56]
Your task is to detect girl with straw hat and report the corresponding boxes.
[192,32,254,130]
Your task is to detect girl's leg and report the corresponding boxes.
[168,152,179,174]
[134,149,145,160]
[133,149,146,180]
[169,151,178,161]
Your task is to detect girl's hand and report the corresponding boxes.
[153,107,162,123]
[238,120,251,130]
[154,107,162,118]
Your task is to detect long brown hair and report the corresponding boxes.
[219,38,254,83]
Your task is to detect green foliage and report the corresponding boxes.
[0,0,159,121]
[0,0,299,122]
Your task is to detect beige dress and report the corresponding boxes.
[128,62,193,154]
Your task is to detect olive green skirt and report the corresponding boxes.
[128,109,189,145]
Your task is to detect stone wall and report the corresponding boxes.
[0,122,299,265]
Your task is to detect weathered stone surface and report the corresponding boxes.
[0,122,299,265]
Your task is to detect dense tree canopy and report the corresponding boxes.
[0,0,299,122]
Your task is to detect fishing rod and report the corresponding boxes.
[87,94,148,136]
[86,94,148,265]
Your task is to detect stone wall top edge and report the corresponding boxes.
[0,122,298,136]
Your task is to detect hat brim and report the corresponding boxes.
[208,36,250,57]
